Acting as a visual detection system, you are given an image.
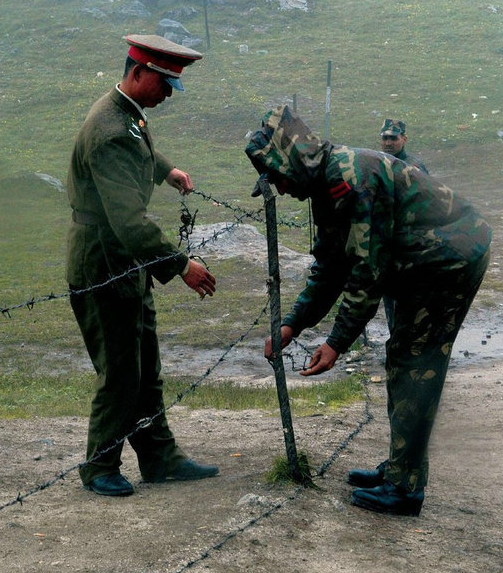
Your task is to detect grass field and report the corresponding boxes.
[1,0,502,416]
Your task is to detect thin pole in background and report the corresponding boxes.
[324,60,332,139]
[203,0,211,49]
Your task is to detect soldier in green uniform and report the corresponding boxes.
[67,35,218,497]
[245,105,491,516]
[379,118,428,330]
[380,118,428,174]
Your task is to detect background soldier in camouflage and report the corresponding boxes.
[245,105,491,516]
[379,118,429,174]
[378,118,428,331]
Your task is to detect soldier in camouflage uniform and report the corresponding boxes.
[66,35,218,497]
[378,118,428,331]
[245,105,491,516]
[380,118,428,174]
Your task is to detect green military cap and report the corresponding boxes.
[380,118,406,136]
[126,34,203,92]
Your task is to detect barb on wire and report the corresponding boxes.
[178,201,198,248]
[282,338,315,372]
[192,188,309,229]
[192,188,266,224]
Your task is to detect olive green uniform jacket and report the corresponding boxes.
[66,87,188,484]
[66,87,188,295]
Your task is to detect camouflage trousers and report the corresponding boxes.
[70,285,186,485]
[383,252,489,492]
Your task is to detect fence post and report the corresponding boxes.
[203,0,211,49]
[258,178,304,484]
[324,59,332,139]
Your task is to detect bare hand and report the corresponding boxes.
[264,325,294,359]
[300,343,339,376]
[167,168,194,195]
[182,260,216,299]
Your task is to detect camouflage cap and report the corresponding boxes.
[126,34,202,91]
[380,118,406,136]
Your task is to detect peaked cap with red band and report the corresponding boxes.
[126,34,202,91]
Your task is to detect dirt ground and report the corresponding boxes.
[0,301,502,573]
[1,170,502,572]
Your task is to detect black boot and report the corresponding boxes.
[347,460,387,488]
[351,481,424,516]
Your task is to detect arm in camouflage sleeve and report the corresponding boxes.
[281,258,345,336]
[325,199,388,353]
[282,222,352,337]
[322,149,395,353]
[326,264,382,354]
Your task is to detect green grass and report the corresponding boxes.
[0,373,96,418]
[0,372,364,419]
[1,0,501,418]
[2,0,503,181]
[167,375,364,415]
[265,451,314,486]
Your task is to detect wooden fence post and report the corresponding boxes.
[258,178,304,484]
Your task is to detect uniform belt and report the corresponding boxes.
[72,210,106,225]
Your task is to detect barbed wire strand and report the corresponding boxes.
[0,204,261,317]
[0,298,270,512]
[0,185,375,571]
[172,376,374,573]
[193,188,310,229]
[1,185,311,317]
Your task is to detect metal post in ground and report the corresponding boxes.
[203,0,211,49]
[258,177,304,484]
[324,59,332,139]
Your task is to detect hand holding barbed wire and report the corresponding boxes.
[182,259,216,299]
[167,167,194,195]
[264,325,294,359]
[300,342,339,376]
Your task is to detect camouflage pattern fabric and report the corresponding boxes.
[383,250,488,490]
[393,147,429,174]
[245,105,492,490]
[245,104,492,353]
[380,118,406,136]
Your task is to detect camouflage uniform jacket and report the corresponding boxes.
[245,105,492,353]
[66,87,188,297]
[394,148,429,174]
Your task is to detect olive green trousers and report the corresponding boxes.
[384,252,489,491]
[70,285,185,485]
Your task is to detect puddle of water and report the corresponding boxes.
[366,308,503,369]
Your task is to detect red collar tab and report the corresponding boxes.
[328,181,352,200]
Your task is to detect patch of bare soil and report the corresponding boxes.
[1,174,502,573]
[1,304,502,573]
